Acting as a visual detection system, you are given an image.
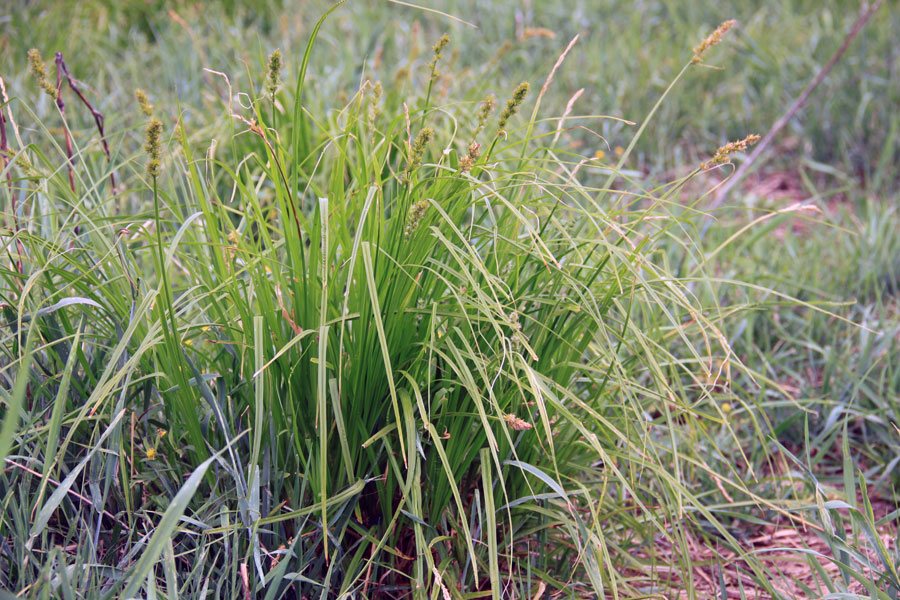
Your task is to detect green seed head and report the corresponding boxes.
[498,81,529,131]
[432,34,450,56]
[135,88,153,116]
[427,34,450,80]
[266,49,282,96]
[405,198,430,238]
[144,118,163,178]
[13,150,43,180]
[27,48,58,100]
[478,95,495,127]
[405,127,434,181]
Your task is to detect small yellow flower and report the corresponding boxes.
[721,403,732,413]
[183,339,193,346]
[146,447,157,460]
[593,149,605,160]
[614,146,625,157]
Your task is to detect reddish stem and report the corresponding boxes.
[54,55,76,196]
[0,92,23,276]
[0,103,9,189]
[54,53,119,207]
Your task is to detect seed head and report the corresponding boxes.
[135,88,153,116]
[498,82,529,131]
[702,134,759,169]
[372,80,383,102]
[504,413,532,431]
[405,198,429,238]
[432,34,450,56]
[13,150,43,180]
[405,127,434,182]
[692,20,737,64]
[27,49,58,100]
[367,80,382,132]
[144,118,163,178]
[427,34,450,80]
[458,142,480,172]
[266,49,282,96]
[475,94,495,135]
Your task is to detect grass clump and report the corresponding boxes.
[0,2,897,599]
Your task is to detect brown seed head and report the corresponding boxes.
[692,20,737,64]
[504,413,533,431]
[702,133,759,169]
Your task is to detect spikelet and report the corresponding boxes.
[266,49,282,96]
[427,34,450,80]
[692,20,737,64]
[702,134,759,169]
[144,118,163,178]
[474,94,495,137]
[27,49,58,100]
[458,142,480,172]
[12,150,43,180]
[367,80,382,135]
[498,81,529,131]
[405,127,434,182]
[135,89,153,116]
[504,413,533,431]
[405,198,429,238]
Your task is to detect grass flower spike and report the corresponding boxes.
[692,19,737,64]
[267,48,282,96]
[405,126,433,181]
[135,88,153,116]
[498,81,529,130]
[427,34,450,80]
[702,133,759,168]
[27,48,58,99]
[458,142,480,172]
[405,198,429,238]
[144,117,163,178]
[504,413,533,431]
[475,94,495,136]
